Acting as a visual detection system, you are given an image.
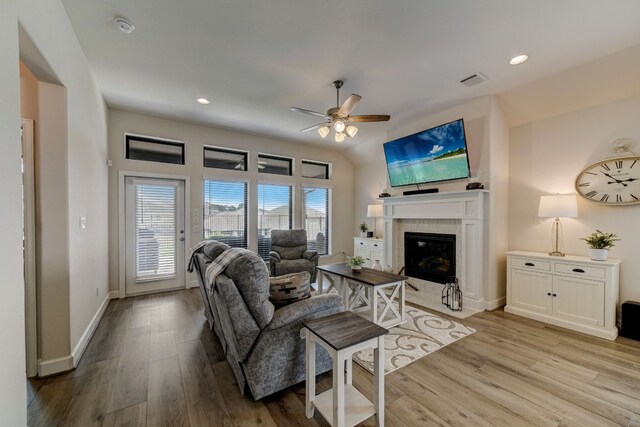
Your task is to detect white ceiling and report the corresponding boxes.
[61,0,640,149]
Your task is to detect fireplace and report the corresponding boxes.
[404,232,456,284]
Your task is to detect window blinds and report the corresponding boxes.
[303,187,329,255]
[257,183,293,260]
[203,180,248,248]
[134,183,177,279]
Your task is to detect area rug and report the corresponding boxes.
[353,306,475,375]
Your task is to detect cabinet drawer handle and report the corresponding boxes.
[360,242,364,245]
[374,244,378,247]
[524,262,535,267]
[572,268,585,273]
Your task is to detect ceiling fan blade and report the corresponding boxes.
[300,122,330,133]
[338,94,361,116]
[290,107,329,118]
[348,115,391,122]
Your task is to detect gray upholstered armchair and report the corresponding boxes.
[269,229,319,282]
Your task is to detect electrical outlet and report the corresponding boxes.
[79,216,87,230]
[96,287,99,298]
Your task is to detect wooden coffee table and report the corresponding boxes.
[316,263,407,328]
[303,311,388,427]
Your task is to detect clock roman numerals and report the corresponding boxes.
[577,157,640,205]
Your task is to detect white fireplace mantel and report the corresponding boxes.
[383,190,488,312]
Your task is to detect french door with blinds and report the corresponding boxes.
[125,177,186,295]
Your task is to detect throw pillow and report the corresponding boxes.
[269,271,311,308]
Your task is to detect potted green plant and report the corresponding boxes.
[581,230,619,261]
[346,255,366,272]
[358,221,369,238]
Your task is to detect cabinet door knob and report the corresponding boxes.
[572,268,585,273]
[525,262,535,267]
[552,293,557,297]
[360,242,363,245]
[374,244,378,247]
[547,292,551,296]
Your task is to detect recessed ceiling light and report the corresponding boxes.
[196,97,210,105]
[509,54,529,65]
[114,17,135,34]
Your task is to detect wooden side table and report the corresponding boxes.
[303,311,388,427]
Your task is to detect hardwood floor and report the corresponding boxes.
[28,289,640,426]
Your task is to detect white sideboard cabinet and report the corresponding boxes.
[505,251,620,340]
[353,237,385,268]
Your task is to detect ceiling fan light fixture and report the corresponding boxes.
[317,126,330,138]
[335,132,345,143]
[345,125,358,137]
[334,120,346,133]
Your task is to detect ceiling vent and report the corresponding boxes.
[460,72,488,87]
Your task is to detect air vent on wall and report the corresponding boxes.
[460,72,488,87]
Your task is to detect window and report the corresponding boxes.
[303,187,330,255]
[203,146,248,171]
[257,184,293,260]
[203,180,248,248]
[125,134,185,165]
[258,154,293,176]
[302,160,331,179]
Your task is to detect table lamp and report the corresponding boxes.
[538,194,578,257]
[367,204,383,238]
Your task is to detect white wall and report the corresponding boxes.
[107,109,355,292]
[18,0,109,369]
[0,0,28,423]
[509,95,640,306]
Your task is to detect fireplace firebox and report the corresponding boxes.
[404,232,456,284]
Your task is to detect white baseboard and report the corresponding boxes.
[38,355,73,377]
[70,291,115,368]
[485,296,506,311]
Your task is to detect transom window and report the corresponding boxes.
[125,134,185,165]
[203,146,248,171]
[258,154,293,176]
[302,160,331,180]
[203,180,248,248]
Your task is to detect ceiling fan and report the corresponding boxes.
[235,160,268,170]
[290,80,390,142]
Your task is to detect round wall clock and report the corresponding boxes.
[575,156,640,205]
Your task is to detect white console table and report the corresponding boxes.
[354,237,385,268]
[505,251,621,340]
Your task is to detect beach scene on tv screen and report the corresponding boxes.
[384,120,469,187]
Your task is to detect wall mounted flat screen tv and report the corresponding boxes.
[383,118,470,187]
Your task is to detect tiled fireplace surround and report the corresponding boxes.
[383,190,487,317]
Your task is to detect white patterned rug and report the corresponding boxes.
[353,306,476,375]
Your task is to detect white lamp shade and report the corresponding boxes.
[538,194,578,218]
[334,132,345,142]
[367,204,383,218]
[317,126,330,138]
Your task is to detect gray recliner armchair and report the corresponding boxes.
[269,229,319,283]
